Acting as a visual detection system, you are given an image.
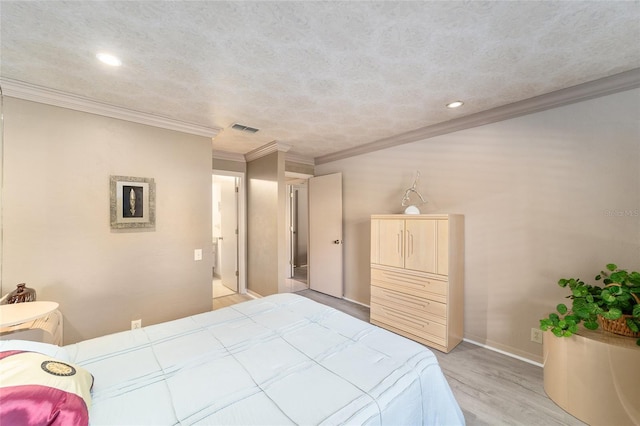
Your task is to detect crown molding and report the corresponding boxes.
[0,78,222,138]
[244,140,291,162]
[315,68,640,165]
[212,147,313,165]
[213,150,246,162]
[285,171,314,180]
[285,152,315,166]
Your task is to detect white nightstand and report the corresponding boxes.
[0,301,63,345]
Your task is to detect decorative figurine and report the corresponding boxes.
[401,171,427,214]
[4,283,37,304]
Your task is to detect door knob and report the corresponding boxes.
[333,240,342,244]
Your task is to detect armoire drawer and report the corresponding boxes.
[371,303,447,344]
[371,268,447,303]
[371,285,446,323]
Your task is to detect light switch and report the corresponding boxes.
[194,249,203,261]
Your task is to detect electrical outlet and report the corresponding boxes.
[531,327,543,344]
[131,319,142,330]
[194,249,203,261]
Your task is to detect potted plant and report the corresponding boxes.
[540,263,640,346]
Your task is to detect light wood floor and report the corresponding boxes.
[212,289,585,426]
[295,289,370,321]
[212,292,253,310]
[432,341,585,426]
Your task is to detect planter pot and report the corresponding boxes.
[543,329,640,425]
[599,314,640,338]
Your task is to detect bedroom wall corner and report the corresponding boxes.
[315,88,640,363]
[1,98,213,344]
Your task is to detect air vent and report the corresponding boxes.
[231,123,259,133]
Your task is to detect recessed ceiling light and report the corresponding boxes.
[96,53,122,67]
[446,101,464,109]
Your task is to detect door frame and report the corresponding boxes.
[213,170,247,295]
[285,172,312,282]
[286,184,297,278]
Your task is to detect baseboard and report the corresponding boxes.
[246,289,262,299]
[463,338,543,368]
[342,297,370,308]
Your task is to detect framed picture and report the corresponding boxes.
[110,176,156,229]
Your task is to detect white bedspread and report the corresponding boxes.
[65,293,464,425]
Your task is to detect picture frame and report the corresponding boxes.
[110,176,156,229]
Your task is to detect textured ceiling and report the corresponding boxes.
[1,1,639,161]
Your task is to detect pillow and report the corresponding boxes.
[0,350,93,426]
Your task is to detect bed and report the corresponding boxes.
[0,293,464,425]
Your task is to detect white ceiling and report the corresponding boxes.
[1,1,639,162]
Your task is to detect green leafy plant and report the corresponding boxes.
[540,263,640,346]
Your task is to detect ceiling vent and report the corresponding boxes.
[231,123,259,133]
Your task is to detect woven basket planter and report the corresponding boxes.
[598,314,640,338]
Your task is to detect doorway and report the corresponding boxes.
[212,172,246,297]
[285,173,311,292]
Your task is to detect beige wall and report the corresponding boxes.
[315,89,640,363]
[246,151,288,296]
[213,157,246,173]
[2,98,213,344]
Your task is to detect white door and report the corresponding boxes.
[219,176,238,292]
[308,173,343,297]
